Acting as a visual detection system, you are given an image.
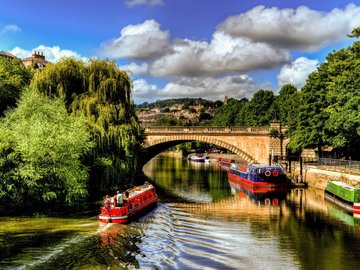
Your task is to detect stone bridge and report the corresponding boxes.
[143,123,287,165]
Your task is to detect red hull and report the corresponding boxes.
[99,184,158,224]
[228,172,290,189]
[228,179,290,193]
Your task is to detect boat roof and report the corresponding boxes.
[329,180,356,191]
[125,184,154,198]
[250,164,282,169]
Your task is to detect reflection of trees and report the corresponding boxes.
[143,156,231,202]
[278,189,360,270]
[98,224,141,269]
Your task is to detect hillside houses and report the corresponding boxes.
[137,102,217,126]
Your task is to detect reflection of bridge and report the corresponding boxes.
[143,124,287,165]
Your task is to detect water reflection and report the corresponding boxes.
[228,180,290,208]
[2,156,360,269]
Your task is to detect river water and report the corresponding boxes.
[1,156,360,270]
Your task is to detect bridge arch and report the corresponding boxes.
[143,134,258,164]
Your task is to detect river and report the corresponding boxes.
[1,155,360,269]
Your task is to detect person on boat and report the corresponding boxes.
[110,195,117,208]
[103,195,111,210]
[116,191,123,205]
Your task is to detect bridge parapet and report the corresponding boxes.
[145,126,270,134]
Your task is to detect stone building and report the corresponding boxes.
[0,51,17,59]
[22,51,49,68]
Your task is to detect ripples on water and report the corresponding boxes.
[2,156,360,269]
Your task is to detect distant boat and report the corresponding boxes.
[218,157,235,167]
[228,163,291,189]
[99,183,158,224]
[189,155,210,162]
[325,180,360,218]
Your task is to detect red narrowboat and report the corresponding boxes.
[99,183,158,224]
[228,163,291,189]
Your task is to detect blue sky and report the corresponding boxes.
[1,0,360,104]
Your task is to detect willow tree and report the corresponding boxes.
[30,58,144,194]
[0,57,32,116]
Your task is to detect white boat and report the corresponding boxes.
[189,155,210,162]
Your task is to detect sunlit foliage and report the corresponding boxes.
[30,58,144,193]
[0,57,32,116]
[0,90,93,207]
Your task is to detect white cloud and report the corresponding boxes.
[99,20,289,77]
[125,0,163,7]
[132,75,260,103]
[99,20,170,60]
[277,57,319,89]
[133,79,159,99]
[150,31,289,77]
[10,45,87,62]
[218,4,360,51]
[1,24,21,34]
[120,62,149,76]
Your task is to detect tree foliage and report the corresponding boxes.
[30,58,144,193]
[0,90,93,207]
[288,40,360,159]
[0,57,32,116]
[210,98,245,126]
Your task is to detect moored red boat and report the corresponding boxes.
[218,157,235,166]
[99,183,158,224]
[228,162,291,189]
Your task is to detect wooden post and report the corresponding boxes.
[299,156,303,182]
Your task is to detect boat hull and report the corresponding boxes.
[325,181,360,217]
[99,184,158,224]
[228,163,290,189]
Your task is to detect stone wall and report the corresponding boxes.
[292,166,360,190]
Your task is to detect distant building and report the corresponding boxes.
[0,51,18,60]
[22,51,49,68]
[224,95,228,105]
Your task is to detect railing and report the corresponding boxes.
[317,158,360,172]
[144,126,271,134]
[278,156,360,176]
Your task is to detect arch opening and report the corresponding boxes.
[142,135,257,165]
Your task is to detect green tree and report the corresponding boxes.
[0,90,93,207]
[288,64,330,155]
[275,84,300,127]
[0,57,32,116]
[242,89,276,126]
[288,38,360,159]
[347,27,360,38]
[211,98,245,126]
[153,116,181,126]
[323,42,360,158]
[30,58,144,193]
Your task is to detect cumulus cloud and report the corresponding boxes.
[132,74,260,103]
[133,79,160,99]
[120,62,149,76]
[150,31,289,77]
[125,0,163,7]
[99,20,170,60]
[218,4,360,51]
[10,45,87,62]
[277,57,319,88]
[1,24,21,34]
